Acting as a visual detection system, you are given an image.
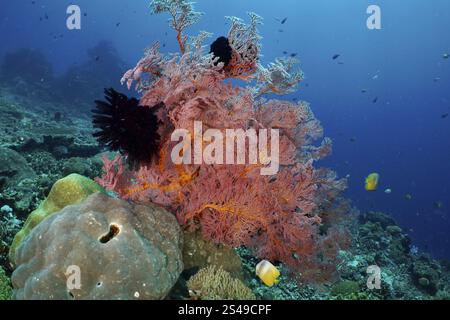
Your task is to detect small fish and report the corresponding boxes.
[84,13,88,17]
[290,53,298,58]
[283,51,288,55]
[361,89,367,93]
[256,260,280,287]
[442,113,449,119]
[373,97,378,103]
[350,137,357,143]
[281,17,288,24]
[365,173,379,191]
[385,188,392,194]
[45,13,49,20]
[332,54,340,60]
[433,201,443,209]
[433,77,441,82]
[116,22,121,27]
[405,194,413,201]
[372,74,379,80]
[278,29,284,33]
[338,62,344,65]
[443,53,449,59]
[95,56,100,62]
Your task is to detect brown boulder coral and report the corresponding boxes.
[11,193,183,300]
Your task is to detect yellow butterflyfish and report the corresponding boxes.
[365,173,379,191]
[256,260,280,287]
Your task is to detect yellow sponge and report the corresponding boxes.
[9,174,105,266]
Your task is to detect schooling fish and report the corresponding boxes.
[332,54,340,60]
[365,173,380,191]
[256,260,280,287]
[281,17,288,24]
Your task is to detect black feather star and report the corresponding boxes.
[92,88,162,164]
[210,36,233,67]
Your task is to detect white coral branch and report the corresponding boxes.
[253,57,304,97]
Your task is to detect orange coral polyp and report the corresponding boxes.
[224,50,258,80]
[125,165,198,196]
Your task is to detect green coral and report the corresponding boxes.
[331,280,360,298]
[0,267,12,300]
[9,174,105,265]
[412,256,441,295]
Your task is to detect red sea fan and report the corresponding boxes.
[95,155,130,194]
[97,2,351,282]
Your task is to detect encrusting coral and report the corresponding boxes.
[187,265,255,300]
[9,173,105,265]
[97,0,350,282]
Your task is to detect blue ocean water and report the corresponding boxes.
[1,0,449,259]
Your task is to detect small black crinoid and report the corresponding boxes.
[210,36,233,67]
[92,88,163,164]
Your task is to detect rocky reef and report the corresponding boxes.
[1,0,449,301]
